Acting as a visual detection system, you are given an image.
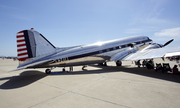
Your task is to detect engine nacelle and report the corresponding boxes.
[141,43,163,52]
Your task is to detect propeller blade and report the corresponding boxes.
[163,39,174,46]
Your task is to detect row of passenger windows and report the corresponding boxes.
[98,41,144,54]
[98,45,126,53]
[67,40,147,60]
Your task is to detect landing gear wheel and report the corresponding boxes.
[116,60,122,66]
[104,62,107,66]
[45,69,51,74]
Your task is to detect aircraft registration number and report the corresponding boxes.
[52,57,69,63]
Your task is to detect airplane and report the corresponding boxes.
[12,28,180,74]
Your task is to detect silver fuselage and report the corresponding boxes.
[19,36,152,68]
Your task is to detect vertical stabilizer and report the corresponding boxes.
[17,31,30,61]
[16,28,56,62]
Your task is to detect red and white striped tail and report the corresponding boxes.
[16,28,56,62]
[16,31,29,61]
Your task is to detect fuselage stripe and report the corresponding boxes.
[18,52,28,56]
[18,50,27,54]
[17,39,25,43]
[16,31,29,61]
[17,44,26,47]
[23,30,33,58]
[18,55,28,59]
[17,41,26,45]
[17,46,26,50]
[18,57,29,61]
[17,35,24,38]
[17,37,25,40]
[17,31,23,34]
[18,48,27,52]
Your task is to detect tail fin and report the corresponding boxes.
[16,28,56,61]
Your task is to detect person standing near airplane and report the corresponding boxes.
[142,60,147,68]
[69,67,73,71]
[137,60,141,68]
[172,65,179,75]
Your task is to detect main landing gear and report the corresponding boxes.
[116,60,122,66]
[45,67,56,74]
[45,69,51,74]
[45,67,69,74]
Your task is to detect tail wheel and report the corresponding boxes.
[82,65,87,70]
[45,69,51,74]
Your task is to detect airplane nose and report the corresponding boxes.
[148,37,152,41]
[148,38,153,43]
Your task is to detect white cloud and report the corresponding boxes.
[154,27,180,37]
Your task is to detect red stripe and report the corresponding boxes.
[17,48,27,52]
[17,44,26,47]
[18,57,29,61]
[17,39,25,42]
[17,35,24,38]
[17,31,23,34]
[18,52,28,56]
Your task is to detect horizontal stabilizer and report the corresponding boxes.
[10,59,52,72]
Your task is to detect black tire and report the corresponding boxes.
[104,62,107,66]
[45,69,51,74]
[116,61,122,66]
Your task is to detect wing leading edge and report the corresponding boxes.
[123,46,180,61]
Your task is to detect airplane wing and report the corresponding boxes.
[110,47,138,61]
[123,46,180,61]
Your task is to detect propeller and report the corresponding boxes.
[163,39,174,47]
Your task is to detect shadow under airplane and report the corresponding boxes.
[89,65,180,83]
[0,71,47,89]
[0,65,180,89]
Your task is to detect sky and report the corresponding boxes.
[0,0,180,56]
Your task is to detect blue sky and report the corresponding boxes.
[0,0,180,56]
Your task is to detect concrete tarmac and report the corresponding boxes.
[0,59,180,108]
